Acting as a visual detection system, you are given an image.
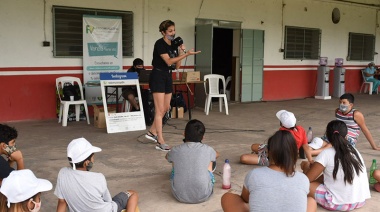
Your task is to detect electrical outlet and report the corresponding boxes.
[43,41,50,47]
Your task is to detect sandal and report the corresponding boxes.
[155,143,171,151]
[145,131,158,143]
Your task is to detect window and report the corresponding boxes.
[284,26,321,60]
[53,6,133,57]
[347,33,375,61]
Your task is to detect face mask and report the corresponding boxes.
[3,144,17,156]
[339,104,349,112]
[166,34,175,41]
[29,199,41,212]
[86,161,93,171]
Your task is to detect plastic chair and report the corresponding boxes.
[56,77,90,127]
[204,74,229,115]
[360,69,378,95]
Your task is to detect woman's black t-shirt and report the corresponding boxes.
[152,38,178,71]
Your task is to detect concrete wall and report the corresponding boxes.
[1,0,380,121]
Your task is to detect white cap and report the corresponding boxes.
[309,137,324,150]
[0,169,52,207]
[67,138,101,166]
[276,110,296,128]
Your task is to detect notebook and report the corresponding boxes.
[138,69,151,83]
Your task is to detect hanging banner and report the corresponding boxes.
[83,15,122,104]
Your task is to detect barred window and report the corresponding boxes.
[347,33,375,61]
[53,6,133,57]
[284,26,321,60]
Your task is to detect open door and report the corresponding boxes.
[241,29,264,102]
[194,24,213,107]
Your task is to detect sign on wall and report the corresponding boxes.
[83,15,123,104]
[100,72,146,133]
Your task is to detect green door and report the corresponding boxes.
[194,24,213,107]
[241,29,264,102]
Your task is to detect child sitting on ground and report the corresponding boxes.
[0,124,24,185]
[307,93,380,156]
[222,130,316,212]
[240,110,313,166]
[55,138,139,212]
[0,169,52,211]
[166,119,219,203]
[301,120,371,211]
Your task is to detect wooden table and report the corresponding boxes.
[140,80,204,120]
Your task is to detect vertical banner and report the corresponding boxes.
[83,15,122,104]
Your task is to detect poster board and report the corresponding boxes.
[100,72,146,133]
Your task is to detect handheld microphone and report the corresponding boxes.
[173,36,186,52]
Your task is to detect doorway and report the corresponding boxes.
[212,28,233,79]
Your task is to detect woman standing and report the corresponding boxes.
[145,20,200,151]
[301,120,371,211]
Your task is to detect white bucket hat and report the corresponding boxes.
[0,169,52,207]
[309,137,324,150]
[276,110,296,129]
[67,138,101,169]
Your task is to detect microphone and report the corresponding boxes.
[172,36,186,53]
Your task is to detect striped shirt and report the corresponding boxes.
[335,109,360,144]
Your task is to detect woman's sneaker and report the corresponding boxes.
[145,131,158,143]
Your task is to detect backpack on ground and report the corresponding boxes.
[141,89,155,126]
[170,92,187,113]
[141,89,171,126]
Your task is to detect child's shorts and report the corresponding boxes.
[315,184,365,211]
[112,192,130,212]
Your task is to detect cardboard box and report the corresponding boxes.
[182,71,200,82]
[93,105,116,128]
[171,107,184,118]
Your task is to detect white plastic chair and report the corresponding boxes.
[360,69,378,95]
[56,77,90,127]
[204,74,229,115]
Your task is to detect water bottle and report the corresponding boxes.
[369,159,377,184]
[222,159,231,189]
[307,127,313,144]
[175,69,179,80]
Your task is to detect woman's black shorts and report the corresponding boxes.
[149,68,173,94]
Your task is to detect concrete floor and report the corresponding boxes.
[5,94,380,212]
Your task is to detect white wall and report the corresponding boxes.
[1,0,379,68]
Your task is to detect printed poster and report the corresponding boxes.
[100,72,146,133]
[83,15,122,104]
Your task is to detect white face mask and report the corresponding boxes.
[166,34,175,41]
[29,199,41,212]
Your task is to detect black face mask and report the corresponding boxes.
[86,161,93,171]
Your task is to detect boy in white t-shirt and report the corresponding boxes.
[54,138,139,212]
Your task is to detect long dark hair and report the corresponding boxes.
[326,120,363,184]
[267,130,298,176]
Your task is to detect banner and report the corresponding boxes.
[83,15,122,104]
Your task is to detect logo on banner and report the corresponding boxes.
[86,25,95,34]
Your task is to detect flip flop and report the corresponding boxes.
[155,143,171,151]
[145,131,158,143]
